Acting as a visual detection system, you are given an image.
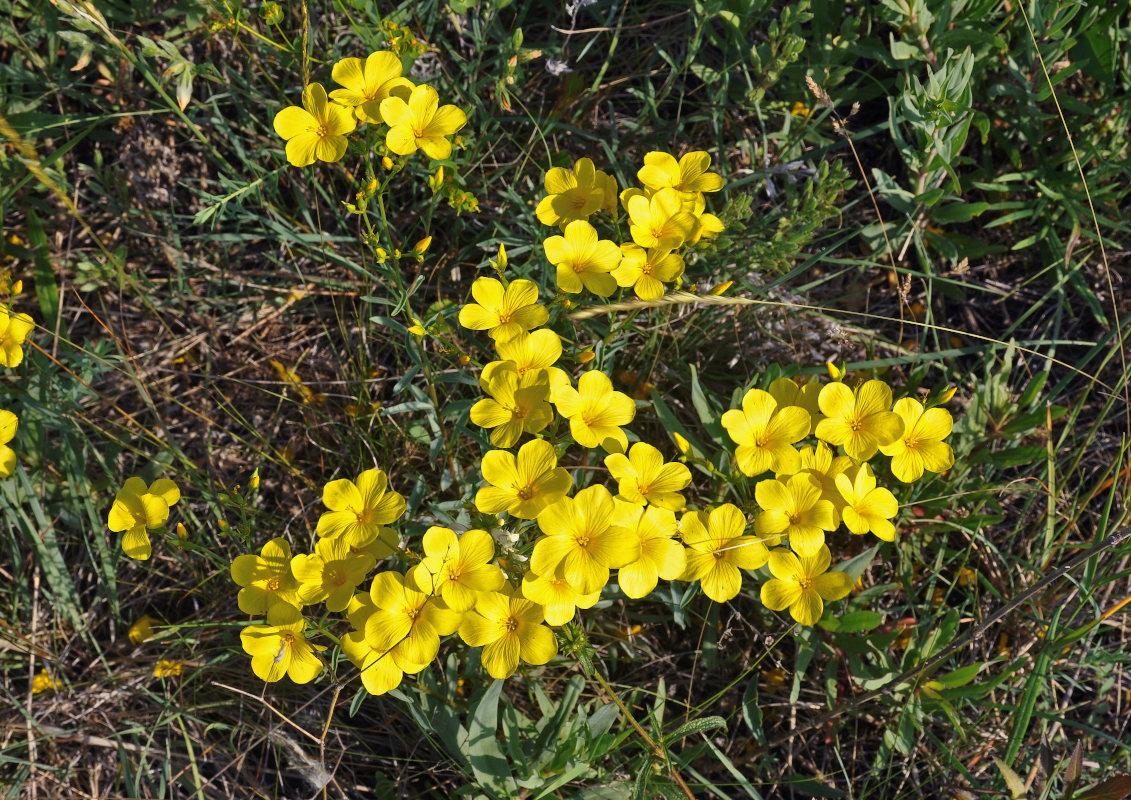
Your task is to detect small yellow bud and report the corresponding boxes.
[414,236,432,254]
[407,323,427,336]
[459,354,471,366]
[217,519,229,531]
[939,384,957,403]
[673,432,690,455]
[31,669,59,694]
[175,522,188,539]
[365,177,378,194]
[11,280,22,295]
[826,359,846,381]
[153,659,184,678]
[710,281,733,295]
[576,350,595,364]
[496,242,507,270]
[129,615,157,645]
[381,156,394,170]
[249,469,260,490]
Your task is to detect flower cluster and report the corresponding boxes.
[219,145,958,694]
[273,50,466,168]
[534,152,724,300]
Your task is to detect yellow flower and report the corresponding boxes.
[470,361,553,448]
[290,535,377,612]
[458,589,557,679]
[595,168,618,216]
[315,468,405,547]
[542,220,620,296]
[520,565,601,625]
[613,500,685,599]
[786,442,853,514]
[879,398,955,482]
[626,187,698,249]
[533,485,640,594]
[107,477,180,561]
[411,527,505,612]
[273,83,356,167]
[680,504,768,603]
[495,329,564,382]
[535,157,606,227]
[239,603,324,684]
[759,545,853,626]
[230,536,303,613]
[457,277,548,342]
[379,84,467,160]
[475,438,572,519]
[814,380,904,461]
[31,668,60,694]
[0,408,17,477]
[720,388,811,477]
[604,442,691,510]
[753,473,838,556]
[364,571,461,672]
[153,660,184,678]
[612,244,684,300]
[682,192,726,244]
[553,370,636,451]
[329,50,413,123]
[766,376,822,432]
[835,463,899,542]
[637,150,725,194]
[340,593,409,696]
[0,303,33,367]
[128,614,157,645]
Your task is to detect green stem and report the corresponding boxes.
[589,668,696,800]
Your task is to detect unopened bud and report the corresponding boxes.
[826,359,846,381]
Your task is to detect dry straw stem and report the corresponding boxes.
[569,291,1113,390]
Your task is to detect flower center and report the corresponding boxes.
[315,122,331,139]
[504,616,519,632]
[517,486,535,501]
[574,533,592,548]
[787,513,802,526]
[266,576,283,592]
[712,548,726,561]
[798,577,814,591]
[326,567,347,587]
[354,507,375,525]
[496,310,514,324]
